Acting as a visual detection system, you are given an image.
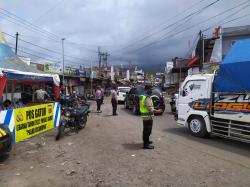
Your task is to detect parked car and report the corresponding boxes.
[124,86,165,115]
[0,124,12,157]
[117,87,131,103]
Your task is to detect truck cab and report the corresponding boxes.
[176,74,214,137]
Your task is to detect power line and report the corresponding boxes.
[131,0,250,52]
[186,0,250,56]
[10,46,88,67]
[114,0,208,52]
[202,4,250,32]
[65,41,99,53]
[0,12,59,42]
[0,7,111,48]
[32,0,65,23]
[185,34,200,57]
[9,46,60,62]
[202,13,250,34]
[19,34,61,43]
[115,0,222,52]
[0,7,60,39]
[128,0,208,43]
[0,6,118,57]
[3,31,93,62]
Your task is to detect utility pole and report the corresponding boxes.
[98,47,110,68]
[98,47,101,69]
[61,38,65,92]
[15,32,19,55]
[178,58,182,88]
[199,30,204,72]
[103,52,110,67]
[90,61,93,95]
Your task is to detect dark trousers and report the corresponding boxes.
[111,99,117,115]
[96,99,102,111]
[143,119,153,145]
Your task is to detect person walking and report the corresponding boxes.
[111,89,118,116]
[140,81,162,149]
[95,86,102,113]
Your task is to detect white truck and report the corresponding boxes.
[176,39,250,143]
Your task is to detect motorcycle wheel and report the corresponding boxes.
[79,115,87,129]
[55,123,65,141]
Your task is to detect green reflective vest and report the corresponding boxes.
[140,95,154,119]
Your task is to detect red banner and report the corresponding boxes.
[0,75,7,98]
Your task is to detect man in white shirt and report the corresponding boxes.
[95,86,102,113]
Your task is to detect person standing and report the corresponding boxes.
[101,87,104,104]
[140,82,162,149]
[111,89,118,116]
[95,86,102,113]
[35,88,48,102]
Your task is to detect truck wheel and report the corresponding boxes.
[80,115,87,129]
[188,116,208,138]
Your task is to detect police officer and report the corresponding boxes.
[140,81,162,149]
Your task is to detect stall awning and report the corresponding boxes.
[0,32,61,100]
[0,32,56,82]
[187,56,199,67]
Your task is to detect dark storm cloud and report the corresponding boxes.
[1,0,250,67]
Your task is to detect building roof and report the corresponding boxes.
[0,32,42,73]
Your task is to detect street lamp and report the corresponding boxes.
[61,38,65,92]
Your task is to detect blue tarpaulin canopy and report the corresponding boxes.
[215,39,250,93]
[0,32,55,81]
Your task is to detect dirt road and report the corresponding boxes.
[0,99,250,187]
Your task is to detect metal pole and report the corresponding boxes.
[177,58,181,88]
[202,34,204,70]
[98,47,101,69]
[62,38,65,92]
[90,61,93,95]
[15,32,19,55]
[199,31,203,72]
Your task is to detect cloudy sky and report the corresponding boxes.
[1,0,250,68]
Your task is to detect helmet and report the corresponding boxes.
[144,81,153,89]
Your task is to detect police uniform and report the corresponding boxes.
[140,92,154,149]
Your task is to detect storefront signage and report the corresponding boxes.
[6,72,53,82]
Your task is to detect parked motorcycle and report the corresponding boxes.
[56,95,90,140]
[0,124,12,157]
[60,93,88,107]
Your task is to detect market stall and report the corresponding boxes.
[0,32,60,144]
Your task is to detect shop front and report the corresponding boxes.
[0,68,61,144]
